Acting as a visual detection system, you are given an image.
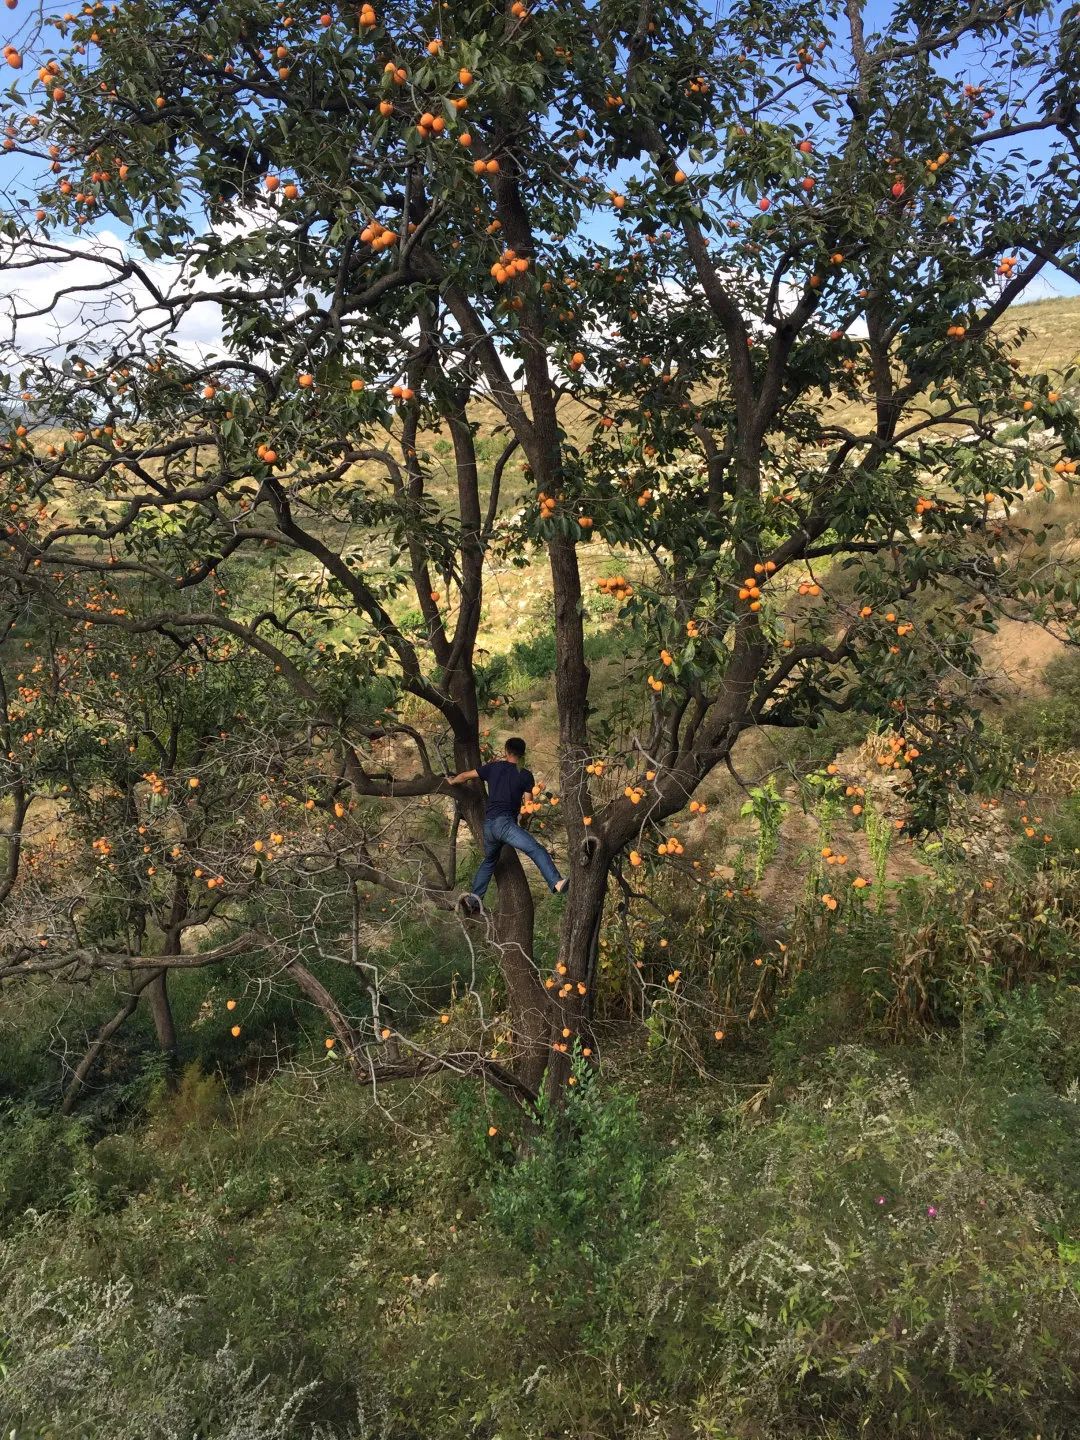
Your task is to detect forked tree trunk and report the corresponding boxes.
[491,849,549,1092]
[148,892,188,1068]
[544,844,610,1100]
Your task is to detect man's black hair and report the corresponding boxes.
[505,736,527,758]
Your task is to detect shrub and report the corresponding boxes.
[489,1056,654,1299]
[146,1061,229,1145]
[1001,652,1080,754]
[507,630,557,682]
[1013,794,1080,871]
[0,1263,332,1440]
[473,650,511,704]
[640,1047,1080,1439]
[0,1105,85,1225]
[769,908,893,1073]
[3,1048,1080,1438]
[979,980,1080,1094]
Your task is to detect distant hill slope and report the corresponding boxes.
[23,294,1080,531]
[1009,293,1080,374]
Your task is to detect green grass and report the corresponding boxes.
[2,793,1080,1437]
[3,1012,1080,1439]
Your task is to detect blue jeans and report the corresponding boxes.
[470,813,563,900]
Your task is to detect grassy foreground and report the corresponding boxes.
[1,754,1079,1439]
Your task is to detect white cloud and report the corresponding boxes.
[0,212,275,370]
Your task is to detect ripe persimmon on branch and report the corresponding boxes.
[0,0,1078,1106]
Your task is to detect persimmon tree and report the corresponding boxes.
[1,0,1078,1103]
[0,608,532,1109]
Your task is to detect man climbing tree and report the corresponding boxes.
[450,736,568,911]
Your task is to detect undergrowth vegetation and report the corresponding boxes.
[2,736,1078,1438]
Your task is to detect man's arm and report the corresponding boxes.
[448,768,480,785]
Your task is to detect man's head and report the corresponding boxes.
[504,736,527,762]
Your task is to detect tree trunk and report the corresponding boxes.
[61,968,160,1113]
[144,970,178,1062]
[544,845,610,1101]
[0,780,27,907]
[286,956,365,1080]
[147,891,188,1068]
[492,848,550,1092]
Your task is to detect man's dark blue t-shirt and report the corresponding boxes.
[478,760,534,820]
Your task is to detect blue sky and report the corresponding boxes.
[1,0,1074,373]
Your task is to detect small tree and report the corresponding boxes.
[1,0,1078,1102]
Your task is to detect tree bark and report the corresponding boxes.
[543,844,609,1100]
[452,739,551,1090]
[491,848,549,1091]
[144,970,178,1062]
[285,955,366,1079]
[147,882,188,1067]
[61,968,161,1113]
[0,663,27,906]
[0,778,27,907]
